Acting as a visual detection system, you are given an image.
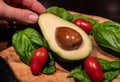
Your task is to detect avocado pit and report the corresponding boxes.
[55,27,83,50]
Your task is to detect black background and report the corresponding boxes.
[39,0,120,23]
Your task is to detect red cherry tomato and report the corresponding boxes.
[30,47,48,75]
[84,56,103,82]
[73,18,92,34]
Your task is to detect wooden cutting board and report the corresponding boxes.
[0,12,120,82]
[0,46,75,82]
[0,36,120,82]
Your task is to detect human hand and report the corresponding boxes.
[0,0,46,24]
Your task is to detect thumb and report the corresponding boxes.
[5,7,39,24]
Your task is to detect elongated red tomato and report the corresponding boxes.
[84,56,103,82]
[30,47,48,75]
[73,18,92,34]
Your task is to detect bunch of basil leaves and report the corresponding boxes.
[69,58,120,82]
[12,27,56,74]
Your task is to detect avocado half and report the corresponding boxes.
[38,13,92,61]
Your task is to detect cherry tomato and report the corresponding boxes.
[84,56,103,82]
[73,18,92,34]
[30,47,48,75]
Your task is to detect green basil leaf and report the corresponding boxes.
[42,52,56,74]
[12,28,48,65]
[93,21,120,53]
[69,66,91,82]
[97,58,120,71]
[102,70,120,82]
[47,6,73,21]
[97,58,111,71]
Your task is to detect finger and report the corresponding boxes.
[11,0,47,13]
[3,6,39,24]
[4,0,46,13]
[22,0,46,13]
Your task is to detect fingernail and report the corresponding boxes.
[29,13,38,23]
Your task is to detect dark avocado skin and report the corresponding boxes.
[0,56,20,82]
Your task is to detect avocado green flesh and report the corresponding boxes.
[38,13,92,61]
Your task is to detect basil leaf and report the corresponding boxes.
[42,52,56,74]
[97,58,120,71]
[47,6,73,21]
[93,21,120,53]
[102,70,120,82]
[12,28,48,65]
[69,66,91,82]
